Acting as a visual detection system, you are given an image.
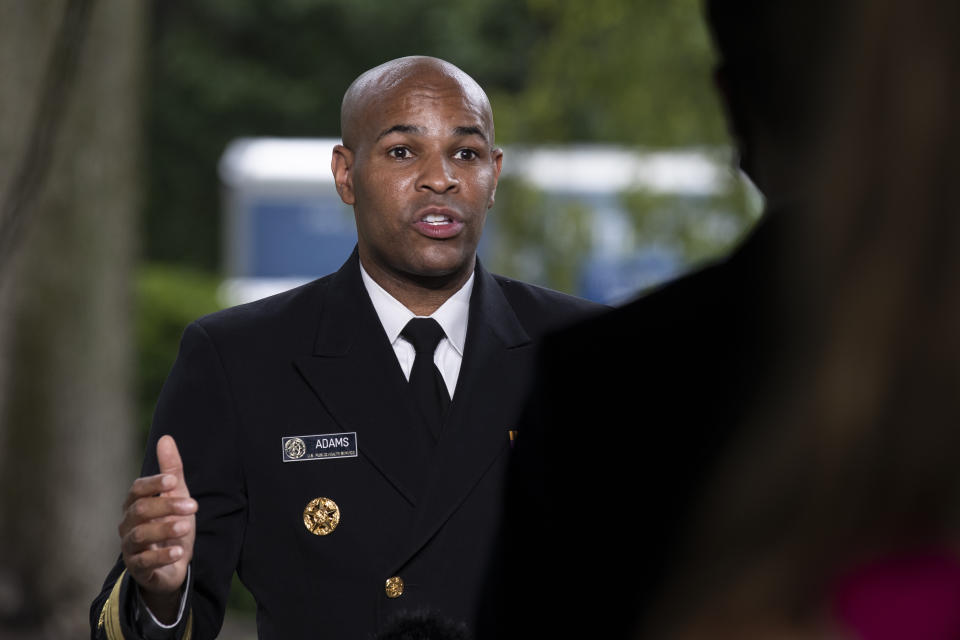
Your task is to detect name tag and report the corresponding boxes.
[282,432,358,462]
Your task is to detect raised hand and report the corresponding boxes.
[118,435,197,622]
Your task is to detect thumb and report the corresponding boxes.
[157,435,190,497]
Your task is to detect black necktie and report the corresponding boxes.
[401,318,451,439]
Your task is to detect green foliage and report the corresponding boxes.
[227,572,257,614]
[620,159,762,267]
[492,0,726,147]
[136,264,221,446]
[488,176,593,293]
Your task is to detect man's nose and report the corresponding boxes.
[417,152,458,194]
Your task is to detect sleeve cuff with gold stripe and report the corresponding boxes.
[97,569,194,640]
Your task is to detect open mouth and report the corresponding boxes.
[414,209,464,238]
[422,213,453,225]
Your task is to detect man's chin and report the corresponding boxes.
[416,246,476,272]
[406,256,476,288]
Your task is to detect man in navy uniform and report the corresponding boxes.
[91,56,601,640]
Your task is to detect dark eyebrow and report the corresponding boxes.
[375,124,422,141]
[453,125,488,142]
[375,124,489,143]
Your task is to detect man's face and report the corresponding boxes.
[332,74,503,288]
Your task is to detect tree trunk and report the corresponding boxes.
[0,1,144,636]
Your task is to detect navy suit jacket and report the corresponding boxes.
[91,250,602,640]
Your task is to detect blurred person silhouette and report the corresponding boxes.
[487,1,960,638]
[480,0,862,638]
[644,0,960,637]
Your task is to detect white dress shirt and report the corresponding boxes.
[359,262,473,399]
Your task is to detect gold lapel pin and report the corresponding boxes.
[303,497,340,535]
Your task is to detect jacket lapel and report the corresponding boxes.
[293,251,433,506]
[388,261,533,571]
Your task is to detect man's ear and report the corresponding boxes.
[331,144,356,205]
[487,147,504,209]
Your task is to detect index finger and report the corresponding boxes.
[122,473,177,511]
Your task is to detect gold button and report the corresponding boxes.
[385,576,404,598]
[303,497,340,536]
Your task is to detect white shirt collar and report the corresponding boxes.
[359,262,473,356]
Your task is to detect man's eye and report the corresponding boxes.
[389,147,411,159]
[455,149,478,161]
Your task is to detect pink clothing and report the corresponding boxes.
[832,551,960,640]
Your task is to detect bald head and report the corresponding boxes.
[340,56,495,151]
